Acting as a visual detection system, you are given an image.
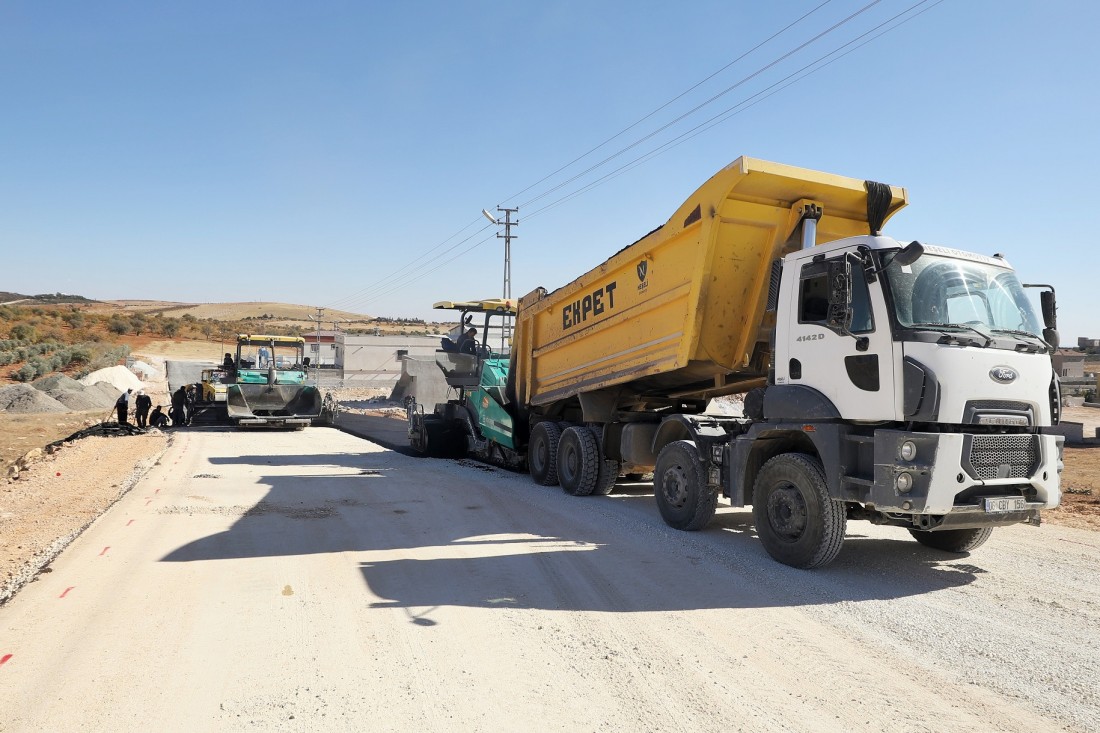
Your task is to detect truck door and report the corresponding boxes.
[781,253,896,421]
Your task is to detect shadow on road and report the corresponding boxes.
[161,450,983,613]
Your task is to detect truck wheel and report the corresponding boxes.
[908,527,993,553]
[557,425,599,496]
[752,453,846,569]
[653,441,717,530]
[587,426,620,496]
[529,421,562,486]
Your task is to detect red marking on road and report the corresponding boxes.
[145,499,152,506]
[126,519,135,526]
[0,654,11,667]
[60,586,75,598]
[99,547,110,556]
[155,489,161,494]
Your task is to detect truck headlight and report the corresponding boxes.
[899,441,917,461]
[896,472,913,493]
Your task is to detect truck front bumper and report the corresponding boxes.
[867,430,1063,521]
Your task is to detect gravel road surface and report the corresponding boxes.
[0,427,1096,732]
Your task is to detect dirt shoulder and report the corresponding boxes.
[1,432,168,604]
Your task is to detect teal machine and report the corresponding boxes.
[407,299,524,466]
[226,334,322,428]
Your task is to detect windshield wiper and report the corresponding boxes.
[908,322,993,347]
[990,328,1051,352]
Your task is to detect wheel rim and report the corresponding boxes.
[661,463,689,509]
[532,435,547,474]
[561,441,578,483]
[766,483,808,542]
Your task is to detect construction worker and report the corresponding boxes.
[456,327,478,355]
[171,386,188,427]
[134,390,152,428]
[115,388,133,425]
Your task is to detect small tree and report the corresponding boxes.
[9,323,37,342]
[13,363,37,382]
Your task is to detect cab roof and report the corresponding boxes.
[236,334,306,345]
[432,299,517,315]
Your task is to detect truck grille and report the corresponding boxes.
[964,434,1039,480]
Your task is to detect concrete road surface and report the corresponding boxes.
[1,428,1097,732]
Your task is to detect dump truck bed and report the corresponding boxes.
[512,156,907,409]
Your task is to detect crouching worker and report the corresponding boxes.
[149,405,169,428]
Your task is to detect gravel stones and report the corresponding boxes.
[0,384,69,414]
[79,365,144,393]
[30,374,117,411]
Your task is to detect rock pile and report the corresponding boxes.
[31,374,118,411]
[79,365,144,393]
[0,384,69,414]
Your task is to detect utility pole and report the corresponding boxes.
[483,206,518,345]
[308,307,324,383]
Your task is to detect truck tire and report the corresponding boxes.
[908,527,993,553]
[587,426,620,496]
[557,425,599,496]
[752,453,846,569]
[653,440,717,531]
[529,421,562,486]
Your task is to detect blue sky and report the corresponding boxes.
[2,1,1097,341]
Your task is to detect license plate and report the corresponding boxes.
[984,497,1027,513]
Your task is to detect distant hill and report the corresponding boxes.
[104,300,377,325]
[1,291,96,305]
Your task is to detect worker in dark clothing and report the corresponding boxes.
[455,327,478,355]
[149,405,168,428]
[171,386,188,427]
[134,390,152,428]
[115,388,133,425]
[222,352,234,371]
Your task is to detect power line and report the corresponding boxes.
[325,3,854,313]
[500,0,839,205]
[327,0,944,315]
[522,0,943,222]
[516,0,886,210]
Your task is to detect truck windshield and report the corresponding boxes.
[882,253,1042,336]
[238,342,304,370]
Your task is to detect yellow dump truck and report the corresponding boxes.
[413,156,1064,568]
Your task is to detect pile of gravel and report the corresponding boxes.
[80,365,144,393]
[86,382,122,406]
[0,384,69,414]
[28,373,119,411]
[129,360,159,380]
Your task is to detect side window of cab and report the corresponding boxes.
[798,259,874,333]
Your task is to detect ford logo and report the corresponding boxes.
[989,366,1018,384]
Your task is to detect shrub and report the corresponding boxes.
[12,363,37,382]
[28,355,52,376]
[108,317,131,335]
[69,345,92,364]
[9,323,37,341]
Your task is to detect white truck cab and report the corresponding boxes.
[737,231,1063,566]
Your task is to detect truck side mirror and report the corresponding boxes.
[826,257,854,334]
[1024,284,1059,348]
[894,240,924,266]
